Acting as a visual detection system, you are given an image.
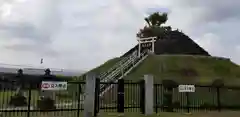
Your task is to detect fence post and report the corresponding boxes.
[154,84,158,113]
[77,82,82,117]
[94,78,100,116]
[84,73,96,117]
[144,75,154,115]
[117,79,124,113]
[140,79,145,114]
[186,92,190,113]
[216,87,221,112]
[27,83,32,117]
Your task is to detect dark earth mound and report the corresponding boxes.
[122,30,210,57]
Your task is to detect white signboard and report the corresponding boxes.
[41,81,67,91]
[178,85,195,92]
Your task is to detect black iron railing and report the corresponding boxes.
[1,79,240,117]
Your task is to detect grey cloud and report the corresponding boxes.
[175,0,240,23]
[170,0,240,64]
[191,18,240,48]
[4,44,59,57]
[145,7,171,15]
[0,21,57,56]
[0,22,49,42]
[1,0,240,70]
[0,0,63,57]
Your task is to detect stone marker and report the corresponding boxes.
[84,73,96,117]
[144,74,154,115]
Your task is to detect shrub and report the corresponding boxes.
[200,102,212,109]
[172,101,180,108]
[37,98,56,110]
[162,79,178,90]
[9,94,27,107]
[212,79,224,87]
[179,68,198,77]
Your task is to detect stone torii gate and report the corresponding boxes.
[137,36,157,57]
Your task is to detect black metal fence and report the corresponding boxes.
[0,81,85,117]
[1,78,240,117]
[153,84,240,113]
[95,79,240,114]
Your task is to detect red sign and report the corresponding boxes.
[41,81,68,90]
[41,83,50,89]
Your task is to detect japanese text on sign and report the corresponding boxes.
[178,85,195,92]
[41,81,67,91]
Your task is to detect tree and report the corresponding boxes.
[137,12,171,38]
[145,12,168,27]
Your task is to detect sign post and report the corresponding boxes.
[38,81,68,110]
[38,69,68,110]
[178,85,195,92]
[178,85,195,114]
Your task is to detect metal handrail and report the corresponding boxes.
[98,51,138,80]
[99,51,147,91]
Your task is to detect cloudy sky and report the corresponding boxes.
[0,0,240,71]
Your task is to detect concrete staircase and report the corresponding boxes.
[98,50,149,96]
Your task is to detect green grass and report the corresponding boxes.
[75,57,120,81]
[74,54,240,84]
[95,55,240,109]
[0,90,39,107]
[90,57,121,73]
[124,55,240,85]
[101,84,240,109]
[0,89,82,109]
[2,55,240,117]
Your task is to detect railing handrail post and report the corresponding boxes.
[217,87,221,112]
[77,82,82,117]
[139,80,145,114]
[154,84,158,113]
[186,92,190,113]
[27,83,32,117]
[117,79,124,113]
[94,78,100,116]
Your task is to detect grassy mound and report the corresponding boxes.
[90,57,120,73]
[124,55,240,85]
[74,57,120,81]
[101,55,240,108]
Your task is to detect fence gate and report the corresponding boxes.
[94,78,144,115]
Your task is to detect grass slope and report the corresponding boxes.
[89,57,120,73]
[102,55,240,109]
[124,55,240,85]
[75,57,120,81]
